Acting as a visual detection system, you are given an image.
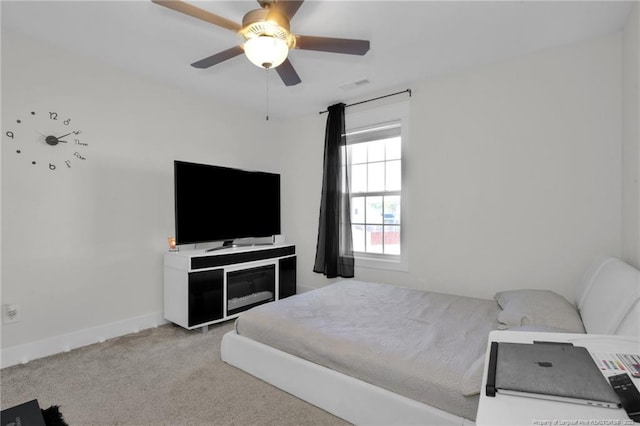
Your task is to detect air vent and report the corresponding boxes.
[340,78,371,91]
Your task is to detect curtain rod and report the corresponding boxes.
[318,89,412,115]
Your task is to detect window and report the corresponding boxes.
[345,102,409,270]
[347,124,401,255]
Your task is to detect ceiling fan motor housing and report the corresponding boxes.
[240,9,295,49]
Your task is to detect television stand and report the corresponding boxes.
[164,243,296,330]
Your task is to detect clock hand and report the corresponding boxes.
[36,131,75,143]
[55,132,73,140]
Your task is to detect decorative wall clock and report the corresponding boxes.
[4,110,88,170]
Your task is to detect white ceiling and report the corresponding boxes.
[1,0,634,119]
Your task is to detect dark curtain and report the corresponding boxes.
[313,103,354,278]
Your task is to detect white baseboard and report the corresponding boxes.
[1,312,168,369]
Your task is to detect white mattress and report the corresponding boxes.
[235,280,501,420]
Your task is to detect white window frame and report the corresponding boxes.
[346,101,410,272]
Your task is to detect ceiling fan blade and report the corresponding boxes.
[296,35,370,55]
[270,0,304,20]
[152,0,241,32]
[276,58,302,86]
[191,46,244,69]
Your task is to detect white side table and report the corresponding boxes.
[476,330,640,426]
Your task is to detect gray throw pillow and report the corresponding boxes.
[494,289,585,333]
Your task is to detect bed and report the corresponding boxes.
[221,257,640,425]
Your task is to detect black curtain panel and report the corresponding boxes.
[313,103,355,278]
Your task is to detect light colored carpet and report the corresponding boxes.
[0,321,349,425]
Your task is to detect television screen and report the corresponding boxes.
[174,161,281,245]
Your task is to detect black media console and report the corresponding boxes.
[164,243,296,330]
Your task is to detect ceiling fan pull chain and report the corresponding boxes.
[265,68,270,121]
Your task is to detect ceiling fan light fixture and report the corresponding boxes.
[239,8,294,69]
[244,35,289,69]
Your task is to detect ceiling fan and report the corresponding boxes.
[152,0,371,86]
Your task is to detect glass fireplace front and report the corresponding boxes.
[226,264,275,316]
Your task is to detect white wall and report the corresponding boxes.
[282,33,624,301]
[1,31,281,355]
[273,112,322,294]
[622,3,640,269]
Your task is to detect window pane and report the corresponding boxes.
[384,196,401,224]
[366,196,383,224]
[385,137,401,160]
[351,164,367,193]
[367,162,385,192]
[352,224,365,252]
[351,196,365,224]
[384,225,401,254]
[366,225,384,253]
[367,140,385,162]
[386,160,401,191]
[350,143,367,164]
[346,119,404,259]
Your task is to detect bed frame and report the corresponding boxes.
[221,256,639,425]
[221,330,474,425]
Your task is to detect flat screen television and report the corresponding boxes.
[174,160,281,246]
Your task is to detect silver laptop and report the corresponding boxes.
[495,342,621,408]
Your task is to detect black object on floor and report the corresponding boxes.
[1,399,46,426]
[1,399,69,426]
[40,405,69,426]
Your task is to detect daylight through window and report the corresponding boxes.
[346,122,402,257]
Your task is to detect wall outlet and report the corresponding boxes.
[2,304,20,324]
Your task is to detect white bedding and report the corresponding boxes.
[235,280,501,421]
